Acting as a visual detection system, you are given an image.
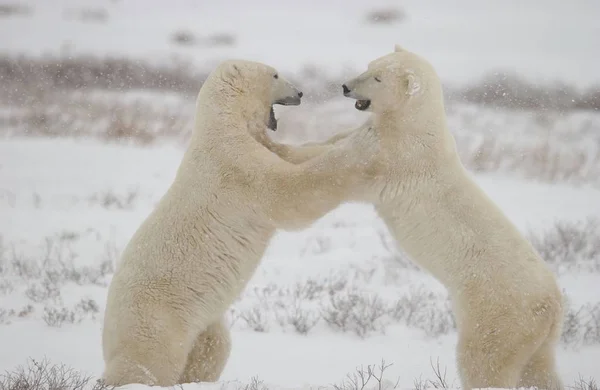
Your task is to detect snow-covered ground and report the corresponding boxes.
[1,139,600,389]
[1,1,599,389]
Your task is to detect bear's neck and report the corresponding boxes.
[375,97,456,163]
[191,92,269,148]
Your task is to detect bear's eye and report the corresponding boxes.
[374,76,382,82]
[273,74,279,79]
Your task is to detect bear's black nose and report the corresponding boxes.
[342,84,350,96]
[298,91,303,98]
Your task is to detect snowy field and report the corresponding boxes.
[1,0,600,389]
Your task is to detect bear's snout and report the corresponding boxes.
[274,91,303,106]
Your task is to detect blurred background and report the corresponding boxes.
[0,1,599,388]
[1,0,599,153]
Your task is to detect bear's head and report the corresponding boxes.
[202,59,303,131]
[341,45,442,115]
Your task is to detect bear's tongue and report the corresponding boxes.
[268,106,277,131]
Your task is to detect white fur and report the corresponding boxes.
[346,47,564,390]
[262,48,564,390]
[101,59,380,387]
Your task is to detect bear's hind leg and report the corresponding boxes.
[179,317,232,384]
[103,343,190,387]
[103,354,162,386]
[102,311,193,386]
[456,316,545,390]
[518,336,563,390]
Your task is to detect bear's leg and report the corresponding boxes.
[261,125,380,231]
[456,318,543,390]
[256,128,354,165]
[179,317,232,383]
[103,314,193,386]
[103,337,191,387]
[517,337,563,390]
[103,354,165,386]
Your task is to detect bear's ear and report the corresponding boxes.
[405,72,421,96]
[220,62,244,91]
[223,62,242,79]
[394,44,405,53]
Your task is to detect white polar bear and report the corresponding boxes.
[101,59,380,387]
[262,46,564,390]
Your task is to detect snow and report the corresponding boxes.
[1,1,600,389]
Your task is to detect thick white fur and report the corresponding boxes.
[101,59,380,386]
[262,47,564,390]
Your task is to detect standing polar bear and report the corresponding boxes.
[262,46,564,390]
[101,59,380,387]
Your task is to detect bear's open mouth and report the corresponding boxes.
[269,97,302,131]
[268,106,278,131]
[355,100,371,111]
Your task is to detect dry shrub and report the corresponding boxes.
[0,357,595,390]
[0,55,204,104]
[457,135,600,185]
[321,289,389,338]
[3,92,193,143]
[237,377,268,390]
[171,30,196,46]
[579,89,600,112]
[571,376,599,390]
[64,8,108,23]
[0,358,110,390]
[1,55,599,181]
[560,299,600,347]
[3,235,114,287]
[42,298,100,328]
[0,305,34,325]
[529,218,600,273]
[388,288,455,337]
[238,305,269,332]
[0,3,31,17]
[232,274,456,339]
[1,55,599,113]
[456,71,600,112]
[171,30,235,47]
[206,33,236,47]
[88,190,138,210]
[333,360,401,390]
[365,8,406,25]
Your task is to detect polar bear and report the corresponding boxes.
[101,59,380,387]
[261,46,564,390]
